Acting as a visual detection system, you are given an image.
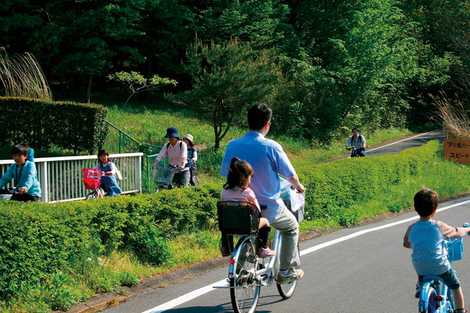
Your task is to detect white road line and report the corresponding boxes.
[141,198,470,313]
[366,131,435,153]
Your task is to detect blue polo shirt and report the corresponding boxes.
[221,131,296,219]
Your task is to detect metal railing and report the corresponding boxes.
[0,153,143,202]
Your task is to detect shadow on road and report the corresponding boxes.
[164,297,278,313]
[165,305,271,313]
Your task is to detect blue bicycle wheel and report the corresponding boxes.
[419,284,439,313]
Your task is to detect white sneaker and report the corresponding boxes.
[276,268,304,284]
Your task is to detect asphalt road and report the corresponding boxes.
[104,130,452,313]
[366,130,444,156]
[105,196,470,313]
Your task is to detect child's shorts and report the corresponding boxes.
[419,268,461,290]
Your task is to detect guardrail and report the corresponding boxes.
[0,153,143,202]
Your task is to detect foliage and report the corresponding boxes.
[2,141,470,312]
[0,97,108,154]
[126,223,171,265]
[0,186,218,310]
[108,71,177,105]
[0,0,148,101]
[1,0,467,139]
[183,39,282,149]
[300,141,470,224]
[0,51,51,100]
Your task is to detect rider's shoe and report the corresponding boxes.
[276,268,304,284]
[415,283,420,298]
[258,247,276,258]
[454,309,468,313]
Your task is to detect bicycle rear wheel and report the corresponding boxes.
[229,237,261,313]
[419,284,439,313]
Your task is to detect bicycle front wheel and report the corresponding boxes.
[229,237,261,313]
[276,245,300,299]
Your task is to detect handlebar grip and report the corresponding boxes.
[464,223,470,236]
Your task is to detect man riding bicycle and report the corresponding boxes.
[221,104,305,283]
[346,128,367,157]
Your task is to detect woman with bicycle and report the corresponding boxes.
[403,188,470,313]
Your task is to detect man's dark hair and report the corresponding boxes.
[248,104,272,131]
[414,188,439,217]
[11,144,28,156]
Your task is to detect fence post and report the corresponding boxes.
[138,155,142,193]
[40,161,49,202]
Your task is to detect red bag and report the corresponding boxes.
[82,168,102,190]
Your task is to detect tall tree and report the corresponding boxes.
[183,39,282,149]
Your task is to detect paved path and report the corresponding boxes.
[105,197,470,313]
[104,130,452,313]
[367,130,444,155]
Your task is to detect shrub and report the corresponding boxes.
[0,97,108,154]
[127,222,171,265]
[1,141,470,311]
[299,141,470,224]
[0,185,219,306]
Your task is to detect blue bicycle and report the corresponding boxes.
[418,224,470,313]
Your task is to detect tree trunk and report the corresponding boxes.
[87,75,93,104]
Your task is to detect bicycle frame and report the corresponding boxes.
[228,229,282,288]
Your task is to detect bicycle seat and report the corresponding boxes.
[420,275,445,283]
[217,201,261,235]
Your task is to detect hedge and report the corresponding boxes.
[0,186,218,305]
[1,141,470,311]
[300,141,470,225]
[0,97,108,154]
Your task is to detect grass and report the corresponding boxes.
[103,102,413,178]
[0,51,52,100]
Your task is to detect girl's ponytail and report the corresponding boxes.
[224,158,254,190]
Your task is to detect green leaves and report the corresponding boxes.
[184,39,282,149]
[0,97,108,154]
[0,185,219,309]
[108,71,177,104]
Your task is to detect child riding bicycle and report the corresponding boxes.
[0,145,41,201]
[403,188,470,313]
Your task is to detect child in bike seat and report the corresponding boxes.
[403,188,470,313]
[220,157,275,258]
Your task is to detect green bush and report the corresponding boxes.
[0,97,108,154]
[2,141,470,311]
[0,186,218,310]
[127,223,171,265]
[300,141,470,225]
